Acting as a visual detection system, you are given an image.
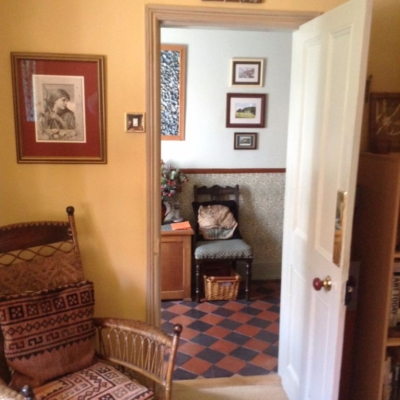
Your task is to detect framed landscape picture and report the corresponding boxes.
[11,52,106,164]
[234,132,257,149]
[226,93,266,128]
[230,58,264,87]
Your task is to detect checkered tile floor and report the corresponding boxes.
[161,280,280,380]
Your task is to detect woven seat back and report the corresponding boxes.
[0,206,84,383]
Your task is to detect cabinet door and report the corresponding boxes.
[161,235,191,300]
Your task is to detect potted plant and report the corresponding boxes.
[160,160,188,222]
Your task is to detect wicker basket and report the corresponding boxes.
[203,270,241,301]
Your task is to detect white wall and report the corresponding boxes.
[161,28,292,169]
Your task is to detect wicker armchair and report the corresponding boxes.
[0,207,181,400]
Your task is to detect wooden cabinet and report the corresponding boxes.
[350,153,400,399]
[161,227,194,301]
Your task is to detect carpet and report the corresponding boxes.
[172,374,289,400]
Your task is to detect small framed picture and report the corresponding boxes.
[226,93,266,128]
[234,132,257,150]
[230,58,264,87]
[125,112,145,133]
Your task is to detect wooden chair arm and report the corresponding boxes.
[93,317,182,393]
[0,382,32,400]
[93,317,179,345]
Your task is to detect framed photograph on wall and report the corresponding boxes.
[226,93,266,128]
[11,52,106,164]
[234,132,257,149]
[125,112,145,133]
[369,92,400,152]
[161,44,186,141]
[230,58,264,87]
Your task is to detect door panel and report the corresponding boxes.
[279,0,372,399]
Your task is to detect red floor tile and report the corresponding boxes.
[170,315,196,327]
[178,341,205,356]
[209,339,239,354]
[222,302,246,312]
[199,313,224,325]
[243,338,271,352]
[266,322,280,334]
[180,327,202,341]
[256,309,280,322]
[205,325,231,339]
[166,304,193,315]
[180,357,213,375]
[250,353,278,370]
[216,355,247,373]
[195,302,220,313]
[235,324,262,337]
[228,311,254,324]
[250,300,273,310]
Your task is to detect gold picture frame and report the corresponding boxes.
[11,52,107,164]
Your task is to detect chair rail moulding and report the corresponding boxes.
[181,168,286,174]
[145,4,319,327]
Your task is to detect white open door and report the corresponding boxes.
[279,0,372,399]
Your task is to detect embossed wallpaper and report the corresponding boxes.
[169,172,285,279]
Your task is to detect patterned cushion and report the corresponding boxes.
[33,361,154,400]
[198,205,238,240]
[194,239,253,259]
[0,281,96,390]
[192,201,242,240]
[0,251,84,295]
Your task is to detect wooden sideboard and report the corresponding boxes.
[161,225,194,301]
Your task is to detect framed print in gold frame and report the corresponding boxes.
[11,52,107,164]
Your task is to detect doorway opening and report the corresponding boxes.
[145,1,317,383]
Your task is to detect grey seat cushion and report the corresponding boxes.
[194,239,253,260]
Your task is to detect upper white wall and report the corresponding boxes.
[161,28,292,169]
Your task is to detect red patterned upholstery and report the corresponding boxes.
[33,362,154,400]
[0,281,95,390]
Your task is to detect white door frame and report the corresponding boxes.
[144,4,319,326]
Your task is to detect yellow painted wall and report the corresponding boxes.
[0,0,398,321]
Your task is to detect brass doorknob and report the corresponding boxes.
[313,276,332,291]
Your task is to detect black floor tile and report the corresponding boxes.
[264,345,279,358]
[173,369,198,380]
[240,306,263,316]
[238,364,271,376]
[216,319,242,331]
[224,331,252,346]
[212,307,236,317]
[175,351,193,367]
[229,346,259,361]
[161,310,178,321]
[184,309,208,319]
[247,317,271,329]
[255,330,279,344]
[162,280,281,380]
[202,365,233,379]
[187,320,214,332]
[196,348,226,364]
[191,333,219,347]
